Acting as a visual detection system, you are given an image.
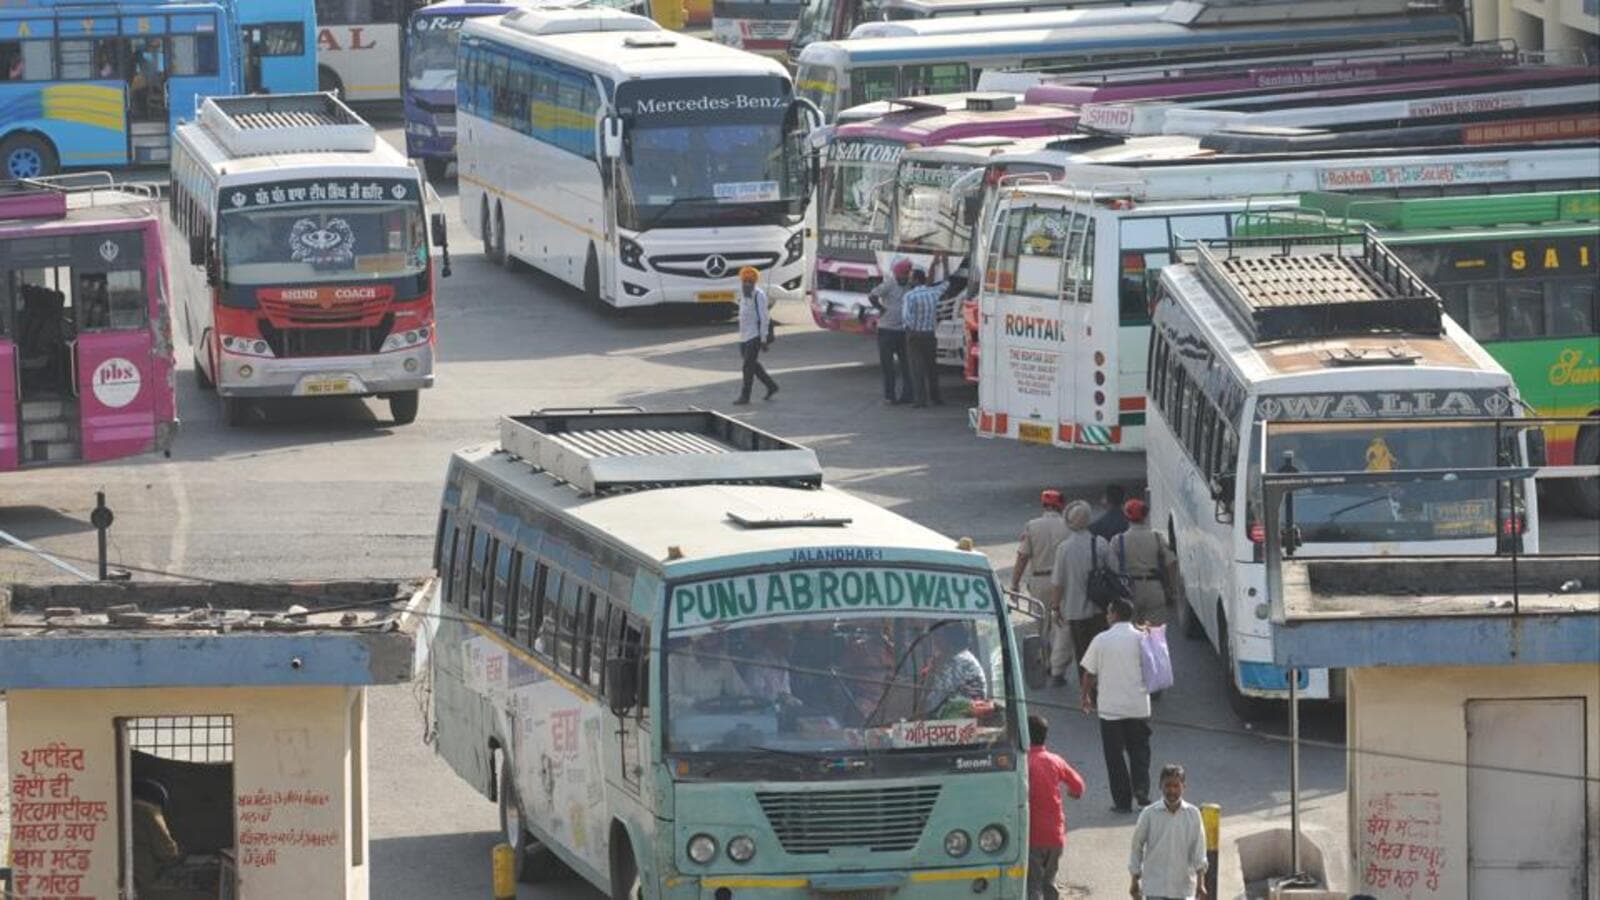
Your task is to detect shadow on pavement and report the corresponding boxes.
[371,832,602,900]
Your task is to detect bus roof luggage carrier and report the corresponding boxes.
[499,408,823,496]
[196,93,375,157]
[1193,232,1443,345]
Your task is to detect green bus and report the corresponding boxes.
[1264,191,1600,517]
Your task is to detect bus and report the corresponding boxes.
[813,94,1078,335]
[236,0,320,93]
[792,10,1466,122]
[712,0,806,59]
[1143,232,1539,716]
[313,0,429,101]
[1267,191,1600,516]
[423,409,1030,896]
[457,7,819,310]
[971,144,1600,452]
[402,0,519,180]
[847,4,1169,40]
[0,176,177,468]
[170,93,447,426]
[790,0,1139,63]
[0,0,239,176]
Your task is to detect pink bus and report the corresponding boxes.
[0,177,177,469]
[810,93,1079,334]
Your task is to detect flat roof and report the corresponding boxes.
[464,12,787,80]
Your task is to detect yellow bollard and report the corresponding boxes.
[1201,803,1221,900]
[492,843,516,900]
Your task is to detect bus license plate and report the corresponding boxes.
[1018,422,1052,445]
[304,377,352,396]
[697,290,735,303]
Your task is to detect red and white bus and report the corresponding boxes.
[171,93,447,425]
[0,176,178,468]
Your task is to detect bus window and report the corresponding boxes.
[576,591,598,683]
[537,568,564,657]
[75,270,146,330]
[1169,214,1228,246]
[794,63,837,111]
[1502,284,1543,338]
[492,542,513,634]
[255,23,307,56]
[171,32,220,77]
[1549,281,1597,336]
[849,66,898,105]
[900,62,967,96]
[1465,283,1502,340]
[468,529,489,618]
[451,528,469,605]
[516,560,540,646]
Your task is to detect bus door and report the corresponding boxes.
[71,233,158,463]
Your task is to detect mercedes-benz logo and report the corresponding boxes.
[704,255,728,278]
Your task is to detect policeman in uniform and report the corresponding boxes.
[1011,490,1070,674]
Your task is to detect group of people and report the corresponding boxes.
[868,257,951,408]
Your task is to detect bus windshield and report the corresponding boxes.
[664,567,1013,762]
[822,138,902,241]
[617,77,803,230]
[895,160,975,254]
[220,182,427,286]
[1258,420,1505,543]
[407,14,464,92]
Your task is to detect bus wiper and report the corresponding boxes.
[637,195,705,234]
[1327,493,1395,521]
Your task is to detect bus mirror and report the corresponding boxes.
[601,116,623,160]
[1209,473,1234,502]
[430,212,448,248]
[189,234,206,267]
[1020,634,1047,690]
[1523,428,1547,467]
[606,658,639,714]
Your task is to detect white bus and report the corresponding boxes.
[423,409,1032,896]
[972,145,1600,451]
[847,4,1168,39]
[315,0,426,101]
[1144,232,1538,717]
[457,8,819,309]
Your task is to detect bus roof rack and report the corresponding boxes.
[197,93,374,157]
[501,6,661,36]
[0,173,158,221]
[1191,231,1443,343]
[499,409,822,496]
[1162,0,1434,27]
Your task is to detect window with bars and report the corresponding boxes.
[123,715,235,763]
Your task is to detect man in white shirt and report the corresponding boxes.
[1079,597,1152,812]
[1129,764,1208,899]
[733,266,777,404]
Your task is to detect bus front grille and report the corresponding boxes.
[756,785,940,854]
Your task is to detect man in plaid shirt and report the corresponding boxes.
[901,265,945,407]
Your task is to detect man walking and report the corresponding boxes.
[1080,597,1152,812]
[1013,490,1069,675]
[1090,484,1129,540]
[1115,499,1175,626]
[1129,764,1208,900]
[1049,501,1105,686]
[901,266,944,407]
[1026,713,1085,900]
[867,258,914,404]
[733,267,777,405]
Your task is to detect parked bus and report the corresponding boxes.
[170,93,448,426]
[424,409,1030,895]
[793,10,1465,121]
[847,4,1168,39]
[713,0,806,59]
[457,7,818,310]
[790,0,1140,62]
[1265,191,1600,516]
[1144,232,1538,716]
[313,0,429,101]
[0,0,240,176]
[972,144,1600,451]
[0,176,177,468]
[237,0,320,93]
[813,94,1078,335]
[402,0,519,179]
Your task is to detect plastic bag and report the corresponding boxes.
[1140,624,1173,694]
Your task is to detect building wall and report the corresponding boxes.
[5,685,369,900]
[1346,664,1599,900]
[1474,0,1600,52]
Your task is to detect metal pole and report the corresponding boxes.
[1202,803,1221,899]
[1289,664,1301,878]
[91,490,113,581]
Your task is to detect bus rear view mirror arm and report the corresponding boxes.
[601,115,624,161]
[605,657,639,715]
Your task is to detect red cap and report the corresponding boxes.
[1123,499,1149,523]
[891,259,913,279]
[1041,490,1063,509]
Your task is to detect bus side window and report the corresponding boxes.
[592,602,614,692]
[849,66,897,105]
[483,537,501,623]
[493,542,513,635]
[451,528,469,607]
[537,567,564,658]
[433,509,449,572]
[516,559,540,647]
[577,591,599,685]
[467,528,489,619]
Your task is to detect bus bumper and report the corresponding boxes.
[216,347,436,398]
[663,864,1026,898]
[809,289,875,334]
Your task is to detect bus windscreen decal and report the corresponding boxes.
[289,217,356,266]
[713,180,781,203]
[670,567,994,631]
[225,178,415,209]
[1254,389,1512,421]
[1315,161,1512,191]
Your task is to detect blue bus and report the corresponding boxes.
[236,0,320,93]
[0,0,239,175]
[403,0,517,179]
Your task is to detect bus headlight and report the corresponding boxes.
[978,825,1007,853]
[381,327,431,352]
[944,829,971,857]
[782,229,805,266]
[619,236,646,271]
[687,834,717,864]
[726,835,756,863]
[221,335,272,357]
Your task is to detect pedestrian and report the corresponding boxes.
[732,266,777,405]
[1114,499,1175,626]
[901,265,943,407]
[1026,712,1085,900]
[1048,500,1106,686]
[1129,764,1208,900]
[1080,597,1152,813]
[867,258,913,404]
[1090,484,1128,540]
[1012,489,1069,675]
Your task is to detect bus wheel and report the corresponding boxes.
[496,756,562,883]
[193,349,214,391]
[583,246,601,306]
[609,830,643,900]
[388,391,419,426]
[0,133,57,179]
[494,204,513,270]
[422,157,449,182]
[1572,425,1600,519]
[480,202,497,264]
[220,396,247,428]
[1216,606,1272,723]
[318,66,345,100]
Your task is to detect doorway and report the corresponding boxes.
[117,715,236,900]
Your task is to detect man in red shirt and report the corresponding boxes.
[1027,712,1086,900]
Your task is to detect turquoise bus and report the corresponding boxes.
[237,0,320,93]
[423,410,1031,898]
[0,0,247,176]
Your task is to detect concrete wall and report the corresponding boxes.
[5,685,369,900]
[1473,0,1600,52]
[1345,664,1599,900]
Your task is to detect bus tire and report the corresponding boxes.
[1217,605,1272,723]
[496,754,562,883]
[220,395,247,428]
[318,66,345,100]
[583,245,601,306]
[1572,425,1600,519]
[609,827,643,900]
[0,132,58,179]
[388,390,419,425]
[494,204,513,270]
[480,201,498,264]
[422,157,449,182]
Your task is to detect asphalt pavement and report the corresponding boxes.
[1,113,1595,899]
